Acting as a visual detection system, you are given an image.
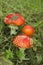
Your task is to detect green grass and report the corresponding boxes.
[1,0,43,25]
[0,0,43,65]
[1,0,43,16]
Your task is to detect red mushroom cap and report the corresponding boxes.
[22,25,34,36]
[4,13,25,26]
[13,34,33,48]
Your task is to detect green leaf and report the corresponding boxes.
[33,38,39,44]
[6,49,13,59]
[16,49,25,61]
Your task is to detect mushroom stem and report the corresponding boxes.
[9,25,18,35]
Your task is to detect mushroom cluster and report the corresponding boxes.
[4,13,34,48]
[4,13,34,61]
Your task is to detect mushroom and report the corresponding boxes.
[13,34,33,61]
[13,34,33,48]
[22,25,34,36]
[4,13,25,35]
[4,13,25,26]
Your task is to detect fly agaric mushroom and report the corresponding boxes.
[4,13,25,26]
[13,34,33,61]
[13,34,33,48]
[22,25,34,36]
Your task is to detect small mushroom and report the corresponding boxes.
[22,25,34,36]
